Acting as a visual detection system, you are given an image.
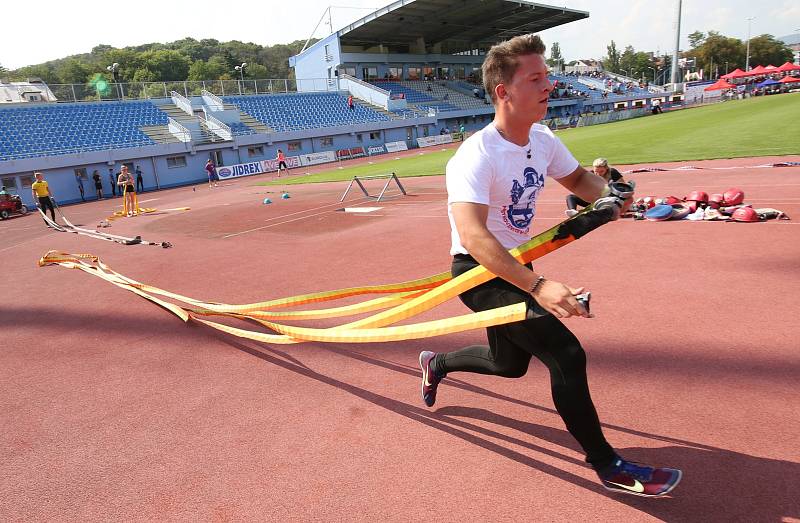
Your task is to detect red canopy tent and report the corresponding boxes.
[779,75,800,83]
[749,65,767,75]
[704,79,736,91]
[764,65,777,71]
[776,62,800,72]
[721,68,745,79]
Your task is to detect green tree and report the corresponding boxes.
[693,31,745,77]
[12,63,58,84]
[603,41,620,73]
[618,45,636,76]
[688,31,706,49]
[56,58,93,84]
[137,49,191,81]
[547,42,563,69]
[245,63,268,79]
[748,34,794,67]
[187,56,228,81]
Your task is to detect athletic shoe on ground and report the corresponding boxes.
[419,351,445,407]
[565,209,579,218]
[598,456,682,497]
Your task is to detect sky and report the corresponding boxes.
[2,0,799,70]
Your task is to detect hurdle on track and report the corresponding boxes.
[339,172,407,202]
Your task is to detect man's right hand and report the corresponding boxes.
[531,279,591,318]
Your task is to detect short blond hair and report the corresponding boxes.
[592,158,609,168]
[482,34,546,104]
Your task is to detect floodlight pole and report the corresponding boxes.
[670,0,682,86]
[744,17,756,71]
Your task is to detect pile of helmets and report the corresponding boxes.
[629,187,789,222]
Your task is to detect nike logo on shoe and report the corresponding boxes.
[607,479,645,493]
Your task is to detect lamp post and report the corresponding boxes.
[647,66,657,84]
[724,61,729,75]
[234,62,248,94]
[745,17,755,71]
[106,62,123,100]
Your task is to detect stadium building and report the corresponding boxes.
[0,0,664,209]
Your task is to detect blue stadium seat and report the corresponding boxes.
[0,101,169,160]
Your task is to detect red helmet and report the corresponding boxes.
[685,190,709,203]
[708,193,725,209]
[723,188,745,206]
[663,196,682,205]
[731,207,761,222]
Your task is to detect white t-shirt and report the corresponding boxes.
[446,122,579,255]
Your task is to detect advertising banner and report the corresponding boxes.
[298,151,336,167]
[385,141,408,153]
[367,145,386,156]
[216,160,268,180]
[261,156,301,172]
[416,134,454,148]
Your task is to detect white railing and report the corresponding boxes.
[204,113,232,141]
[340,74,389,95]
[170,91,193,116]
[201,89,225,110]
[167,117,192,143]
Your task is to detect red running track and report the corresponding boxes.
[2,156,799,521]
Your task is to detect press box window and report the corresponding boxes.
[20,175,34,188]
[369,132,380,140]
[287,141,301,152]
[320,137,333,147]
[74,168,88,179]
[248,146,264,157]
[167,156,187,168]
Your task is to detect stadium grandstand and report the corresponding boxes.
[0,0,669,209]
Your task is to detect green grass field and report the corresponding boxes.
[262,93,800,186]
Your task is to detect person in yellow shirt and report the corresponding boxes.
[31,172,56,222]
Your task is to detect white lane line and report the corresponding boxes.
[223,209,341,237]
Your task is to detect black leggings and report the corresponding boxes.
[566,194,590,211]
[38,196,55,220]
[433,255,615,470]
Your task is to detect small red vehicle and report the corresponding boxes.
[0,193,29,219]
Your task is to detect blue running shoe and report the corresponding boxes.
[419,351,445,407]
[599,456,682,497]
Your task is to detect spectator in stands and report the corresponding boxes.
[135,165,145,192]
[92,170,103,200]
[117,166,136,216]
[108,167,117,197]
[75,172,85,202]
[564,158,625,217]
[31,172,56,223]
[276,149,290,176]
[347,95,355,111]
[205,159,218,188]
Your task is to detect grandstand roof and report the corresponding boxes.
[337,0,589,53]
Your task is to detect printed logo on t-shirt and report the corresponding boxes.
[501,167,545,233]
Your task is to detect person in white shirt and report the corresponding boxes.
[417,34,682,498]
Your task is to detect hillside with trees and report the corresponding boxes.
[4,38,314,85]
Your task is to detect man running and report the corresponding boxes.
[418,34,681,498]
[31,172,56,223]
